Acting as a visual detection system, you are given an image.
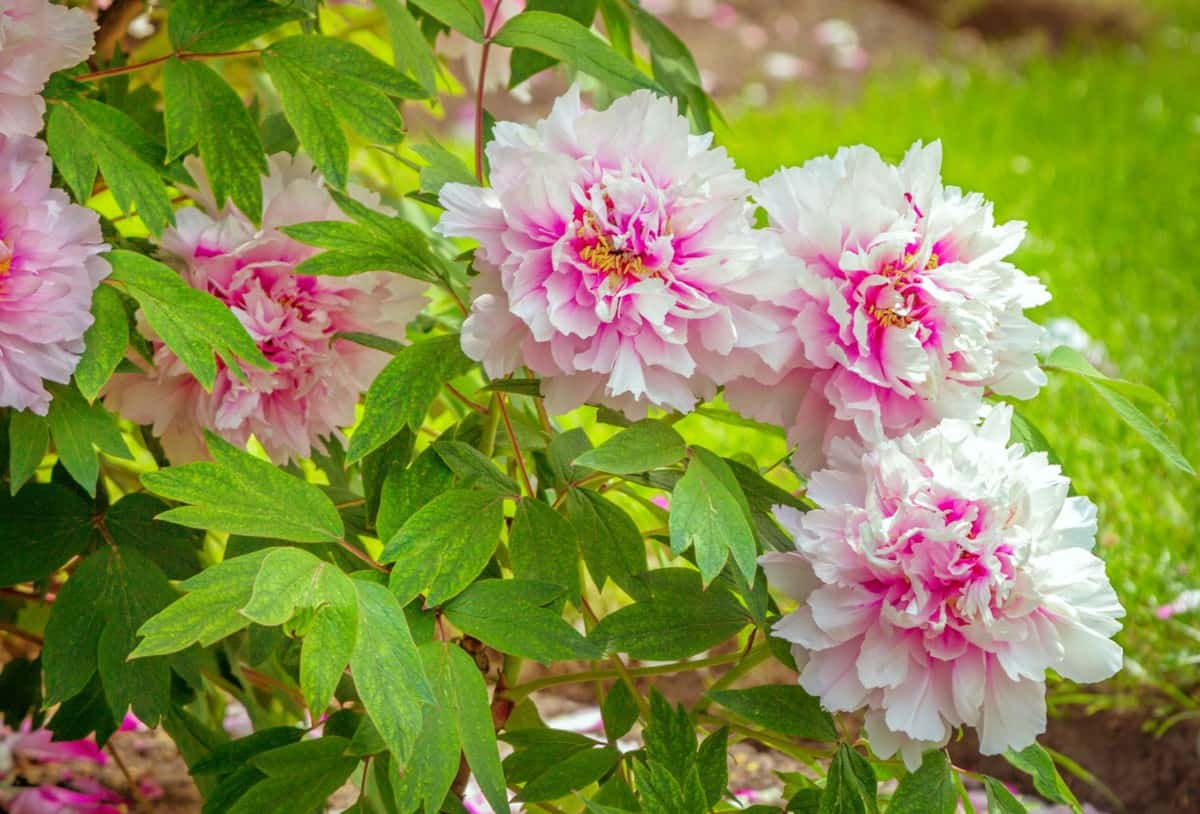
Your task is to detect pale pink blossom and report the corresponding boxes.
[0,133,109,414]
[103,153,428,464]
[7,782,123,814]
[763,405,1124,769]
[726,141,1049,472]
[0,0,97,135]
[437,86,780,418]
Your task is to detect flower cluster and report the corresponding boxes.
[103,153,429,464]
[762,405,1124,766]
[0,1,108,416]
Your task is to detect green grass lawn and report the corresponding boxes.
[719,24,1200,697]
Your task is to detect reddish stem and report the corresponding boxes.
[74,49,260,83]
[474,3,506,183]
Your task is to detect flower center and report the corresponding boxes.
[579,233,652,282]
[0,239,12,277]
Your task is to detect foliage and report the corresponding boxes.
[0,1,1190,813]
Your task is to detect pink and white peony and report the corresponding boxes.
[436,86,781,417]
[725,141,1049,472]
[0,0,97,135]
[0,133,109,414]
[762,405,1124,768]
[103,153,428,464]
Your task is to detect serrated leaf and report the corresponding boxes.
[413,142,478,197]
[142,432,344,542]
[107,251,270,390]
[695,727,729,808]
[45,381,132,496]
[169,0,308,53]
[230,737,360,814]
[644,691,695,778]
[350,579,431,762]
[444,579,601,663]
[446,644,510,814]
[261,50,347,188]
[381,489,505,606]
[348,335,473,462]
[516,745,620,802]
[600,680,639,741]
[46,104,98,203]
[493,11,662,95]
[377,445,455,542]
[0,484,93,586]
[574,420,685,475]
[162,59,266,218]
[670,447,757,584]
[507,1,599,86]
[409,0,485,42]
[887,750,956,814]
[104,493,204,580]
[707,685,837,741]
[8,410,49,495]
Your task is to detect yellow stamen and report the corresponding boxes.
[579,239,651,282]
[0,254,10,276]
[867,303,914,329]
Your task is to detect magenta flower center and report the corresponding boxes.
[0,237,13,295]
[870,493,1018,650]
[570,171,675,296]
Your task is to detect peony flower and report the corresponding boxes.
[0,0,97,135]
[7,782,124,814]
[725,141,1050,472]
[436,86,781,418]
[0,133,109,414]
[762,405,1124,769]
[103,153,428,464]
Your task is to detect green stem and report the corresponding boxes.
[478,393,502,458]
[692,639,771,715]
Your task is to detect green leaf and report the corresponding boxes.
[589,569,749,660]
[1007,409,1063,468]
[982,776,1028,814]
[349,335,474,462]
[670,447,757,584]
[493,12,662,94]
[446,643,511,814]
[351,579,431,762]
[574,420,685,475]
[706,685,837,741]
[600,680,639,741]
[75,285,130,402]
[230,737,360,814]
[168,0,308,53]
[162,59,266,218]
[192,728,306,776]
[1003,744,1081,813]
[263,35,425,187]
[1043,345,1172,412]
[0,484,93,586]
[644,691,695,777]
[509,498,581,604]
[49,100,175,235]
[44,547,177,723]
[377,445,455,542]
[820,745,877,814]
[142,432,344,542]
[637,760,706,814]
[516,745,620,802]
[378,0,438,96]
[394,642,465,814]
[695,727,729,808]
[887,750,956,814]
[45,381,131,496]
[432,440,520,496]
[1087,380,1195,475]
[107,251,270,391]
[564,488,646,591]
[132,549,272,658]
[507,0,598,86]
[408,0,485,42]
[382,489,505,606]
[413,143,477,197]
[598,0,633,61]
[46,104,98,203]
[105,493,204,580]
[303,570,357,714]
[444,579,602,663]
[286,216,442,281]
[8,410,49,495]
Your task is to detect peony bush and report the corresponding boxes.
[0,1,1190,813]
